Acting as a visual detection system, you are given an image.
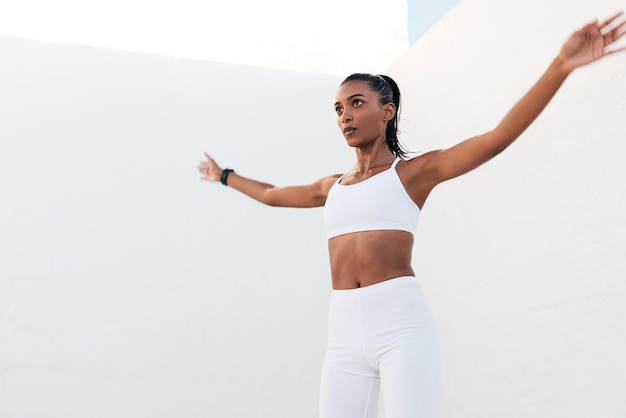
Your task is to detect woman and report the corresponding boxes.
[198,13,625,418]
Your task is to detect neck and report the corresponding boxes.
[353,145,395,174]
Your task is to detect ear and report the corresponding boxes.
[383,103,396,121]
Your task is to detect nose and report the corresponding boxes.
[342,110,352,123]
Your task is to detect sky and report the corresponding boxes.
[0,0,459,75]
[408,0,461,44]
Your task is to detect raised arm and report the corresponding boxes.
[198,153,340,208]
[418,12,626,186]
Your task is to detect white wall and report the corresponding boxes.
[0,0,408,75]
[389,0,626,416]
[1,0,626,417]
[0,36,350,417]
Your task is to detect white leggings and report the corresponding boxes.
[319,276,441,418]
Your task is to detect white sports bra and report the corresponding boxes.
[323,158,420,239]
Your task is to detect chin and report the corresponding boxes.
[345,139,360,148]
[344,135,361,146]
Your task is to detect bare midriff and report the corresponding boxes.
[328,230,415,290]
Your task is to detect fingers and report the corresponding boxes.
[603,45,626,57]
[597,10,626,43]
[198,163,213,181]
[574,12,626,60]
[598,10,624,31]
[198,152,222,182]
[198,152,211,174]
[603,20,626,46]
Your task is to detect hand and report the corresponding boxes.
[198,152,222,182]
[559,11,626,72]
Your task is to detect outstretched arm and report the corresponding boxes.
[419,12,626,186]
[198,153,340,208]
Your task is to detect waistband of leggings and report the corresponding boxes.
[331,276,418,298]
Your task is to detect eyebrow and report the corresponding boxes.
[334,93,366,107]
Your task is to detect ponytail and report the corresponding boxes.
[341,73,408,158]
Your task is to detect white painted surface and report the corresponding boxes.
[389,0,626,416]
[1,0,626,417]
[0,37,349,417]
[0,0,408,75]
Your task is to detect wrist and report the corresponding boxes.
[553,53,575,76]
[220,168,235,185]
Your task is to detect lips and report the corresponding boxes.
[343,127,356,135]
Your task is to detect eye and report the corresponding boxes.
[335,106,343,114]
[352,99,363,107]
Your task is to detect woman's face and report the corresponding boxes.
[334,80,395,149]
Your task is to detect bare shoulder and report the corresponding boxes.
[292,173,342,207]
[317,173,343,195]
[262,173,342,208]
[396,150,443,182]
[321,173,343,183]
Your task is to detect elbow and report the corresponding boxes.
[485,130,516,157]
[262,188,281,207]
[489,144,509,159]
